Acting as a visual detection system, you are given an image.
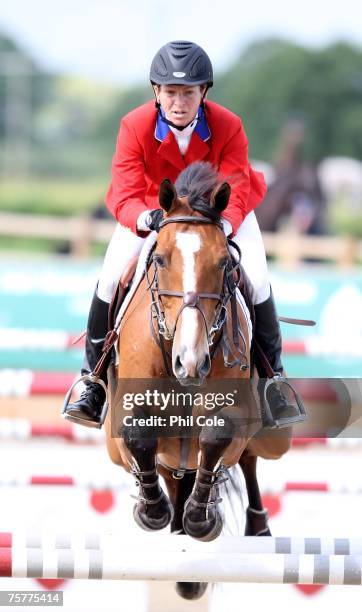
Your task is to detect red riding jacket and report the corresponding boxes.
[105,99,266,236]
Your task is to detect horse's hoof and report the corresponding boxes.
[175,581,208,600]
[133,494,173,531]
[182,508,223,542]
[244,506,271,536]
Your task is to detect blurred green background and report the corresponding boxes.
[0,32,361,240]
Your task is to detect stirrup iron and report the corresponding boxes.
[62,373,108,429]
[263,374,307,429]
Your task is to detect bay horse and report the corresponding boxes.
[105,162,292,599]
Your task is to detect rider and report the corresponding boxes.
[64,40,302,429]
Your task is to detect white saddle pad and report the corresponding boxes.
[236,289,253,347]
[114,232,157,330]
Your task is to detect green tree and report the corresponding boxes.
[212,39,362,162]
[0,31,53,141]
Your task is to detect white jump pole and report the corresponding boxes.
[1,546,362,584]
[2,534,362,556]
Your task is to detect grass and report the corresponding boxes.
[0,178,111,255]
[0,235,107,256]
[0,178,109,216]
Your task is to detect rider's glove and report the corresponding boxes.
[146,209,164,232]
[137,209,164,233]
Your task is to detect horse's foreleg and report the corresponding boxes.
[159,465,195,534]
[239,450,271,536]
[122,422,172,531]
[182,416,234,542]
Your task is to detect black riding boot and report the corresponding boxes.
[63,289,109,428]
[254,288,307,429]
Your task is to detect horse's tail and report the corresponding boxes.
[219,464,245,536]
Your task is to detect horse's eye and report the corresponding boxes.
[218,257,230,270]
[154,254,166,268]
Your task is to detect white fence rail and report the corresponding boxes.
[1,211,361,265]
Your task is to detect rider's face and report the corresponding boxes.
[155,84,206,127]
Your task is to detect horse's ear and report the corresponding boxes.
[159,179,177,212]
[210,182,231,212]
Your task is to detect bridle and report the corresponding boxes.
[145,215,249,375]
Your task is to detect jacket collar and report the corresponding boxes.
[155,105,211,143]
[155,106,211,170]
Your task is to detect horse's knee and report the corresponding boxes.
[198,419,235,468]
[122,424,157,456]
[199,416,234,449]
[249,434,292,460]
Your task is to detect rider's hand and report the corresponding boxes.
[137,209,164,233]
[146,209,164,232]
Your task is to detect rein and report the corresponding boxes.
[145,215,249,376]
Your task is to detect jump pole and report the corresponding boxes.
[1,545,361,584]
[1,533,362,555]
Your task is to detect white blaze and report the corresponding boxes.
[175,232,201,361]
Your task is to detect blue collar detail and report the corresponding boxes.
[195,108,211,142]
[155,105,211,143]
[155,106,170,142]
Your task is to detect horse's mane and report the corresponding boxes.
[175,162,221,222]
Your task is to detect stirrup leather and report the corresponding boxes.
[262,374,307,429]
[62,373,108,429]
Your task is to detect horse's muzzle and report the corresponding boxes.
[173,352,211,384]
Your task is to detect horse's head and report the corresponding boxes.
[152,162,234,385]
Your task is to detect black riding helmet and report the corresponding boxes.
[150,41,213,131]
[150,40,213,88]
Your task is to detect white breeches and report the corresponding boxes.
[97,211,270,305]
[233,211,270,304]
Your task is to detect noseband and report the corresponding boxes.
[145,215,249,374]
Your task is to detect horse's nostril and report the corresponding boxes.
[198,354,211,377]
[174,355,185,377]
